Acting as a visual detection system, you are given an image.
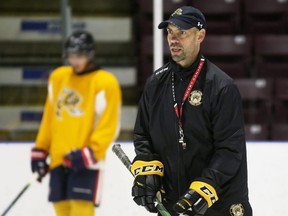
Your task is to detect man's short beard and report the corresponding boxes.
[172,53,185,63]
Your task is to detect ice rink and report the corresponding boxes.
[0,142,287,216]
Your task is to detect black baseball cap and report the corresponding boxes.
[158,6,206,30]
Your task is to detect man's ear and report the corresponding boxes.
[198,29,206,43]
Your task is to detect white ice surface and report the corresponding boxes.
[0,142,287,216]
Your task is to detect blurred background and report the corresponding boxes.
[0,0,288,142]
[0,1,288,216]
[1,0,288,142]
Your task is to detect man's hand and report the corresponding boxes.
[173,181,218,215]
[131,155,164,212]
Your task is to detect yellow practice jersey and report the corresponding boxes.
[35,66,122,169]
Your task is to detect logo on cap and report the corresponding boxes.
[197,22,203,29]
[172,8,183,16]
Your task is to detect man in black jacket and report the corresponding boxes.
[131,6,252,216]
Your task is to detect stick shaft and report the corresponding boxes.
[112,144,171,216]
[1,173,39,216]
[112,144,132,172]
[1,182,31,216]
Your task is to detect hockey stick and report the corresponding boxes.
[1,173,39,216]
[112,144,171,216]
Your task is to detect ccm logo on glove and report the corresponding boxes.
[191,181,218,207]
[130,157,164,213]
[174,181,218,215]
[131,160,164,177]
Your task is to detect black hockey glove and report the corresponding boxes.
[131,154,164,213]
[31,148,49,182]
[173,181,218,215]
[63,147,97,171]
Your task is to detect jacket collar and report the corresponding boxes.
[170,53,203,79]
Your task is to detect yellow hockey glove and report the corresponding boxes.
[131,155,164,213]
[174,181,218,215]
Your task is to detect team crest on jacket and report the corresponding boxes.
[230,203,244,216]
[56,87,83,119]
[189,90,202,106]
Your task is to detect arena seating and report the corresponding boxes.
[245,124,269,140]
[272,80,288,142]
[137,0,190,35]
[273,79,288,136]
[243,0,288,34]
[192,0,242,34]
[271,124,288,140]
[234,79,273,123]
[234,78,273,139]
[201,35,251,78]
[254,35,288,78]
[0,0,133,16]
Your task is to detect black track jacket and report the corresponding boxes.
[133,54,251,215]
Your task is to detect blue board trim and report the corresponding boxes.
[22,67,52,80]
[21,111,43,122]
[21,20,86,33]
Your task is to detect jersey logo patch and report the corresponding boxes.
[189,90,202,106]
[230,203,244,216]
[56,87,83,119]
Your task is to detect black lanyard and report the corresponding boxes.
[171,57,205,149]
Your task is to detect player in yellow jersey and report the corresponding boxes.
[30,30,122,216]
